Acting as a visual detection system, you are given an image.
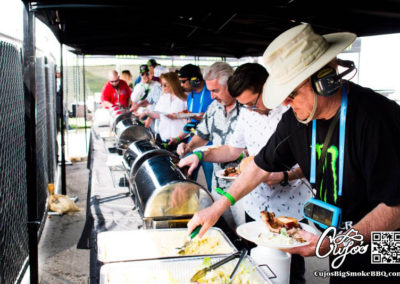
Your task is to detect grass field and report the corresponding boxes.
[84,64,142,93]
[68,117,92,129]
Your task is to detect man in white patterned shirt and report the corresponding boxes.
[177,62,245,229]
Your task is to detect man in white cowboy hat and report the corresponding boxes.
[187,23,400,283]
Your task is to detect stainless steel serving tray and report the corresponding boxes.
[111,111,135,132]
[97,227,237,263]
[122,139,162,177]
[115,118,153,148]
[99,254,272,284]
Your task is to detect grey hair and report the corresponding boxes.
[203,62,234,87]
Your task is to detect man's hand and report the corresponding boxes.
[282,230,329,257]
[192,112,204,121]
[144,117,152,128]
[102,101,113,109]
[177,143,191,156]
[187,204,224,238]
[168,137,178,145]
[265,172,284,186]
[130,102,139,112]
[178,154,200,176]
[166,113,178,119]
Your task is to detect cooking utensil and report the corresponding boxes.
[176,225,201,254]
[229,248,248,282]
[190,250,241,282]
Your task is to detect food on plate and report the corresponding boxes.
[237,156,254,173]
[260,211,306,243]
[222,156,255,177]
[223,167,239,177]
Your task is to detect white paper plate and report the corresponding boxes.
[215,169,238,180]
[192,145,220,152]
[152,110,169,116]
[175,112,202,118]
[237,221,319,249]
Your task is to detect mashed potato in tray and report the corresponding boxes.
[178,234,232,255]
[99,229,234,262]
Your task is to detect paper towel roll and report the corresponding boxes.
[250,246,291,284]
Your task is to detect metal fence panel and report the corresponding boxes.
[35,57,49,223]
[0,41,29,283]
[45,59,57,183]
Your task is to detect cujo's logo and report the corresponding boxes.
[315,227,369,269]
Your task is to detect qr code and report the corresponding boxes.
[371,231,400,264]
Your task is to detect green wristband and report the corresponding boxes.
[216,187,236,205]
[176,136,181,142]
[193,151,203,161]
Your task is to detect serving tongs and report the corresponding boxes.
[190,248,248,283]
[176,225,202,255]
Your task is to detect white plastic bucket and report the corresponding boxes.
[250,246,291,284]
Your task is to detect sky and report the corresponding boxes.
[1,0,400,99]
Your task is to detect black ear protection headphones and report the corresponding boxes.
[311,59,356,97]
[189,76,201,88]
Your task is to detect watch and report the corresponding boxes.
[280,171,289,186]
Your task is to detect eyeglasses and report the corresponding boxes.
[288,79,308,100]
[179,79,189,84]
[242,92,261,110]
[141,72,149,76]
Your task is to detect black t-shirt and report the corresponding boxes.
[255,82,400,281]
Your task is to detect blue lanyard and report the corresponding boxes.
[310,85,348,197]
[190,84,206,113]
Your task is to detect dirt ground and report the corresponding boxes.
[38,162,90,284]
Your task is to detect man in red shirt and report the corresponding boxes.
[101,70,131,108]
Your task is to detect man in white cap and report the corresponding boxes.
[187,23,400,283]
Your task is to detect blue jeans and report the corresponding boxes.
[191,160,213,192]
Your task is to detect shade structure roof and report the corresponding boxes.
[22,0,400,57]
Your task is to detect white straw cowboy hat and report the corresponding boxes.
[262,23,356,109]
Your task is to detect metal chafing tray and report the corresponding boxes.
[97,227,237,263]
[115,118,153,148]
[111,111,135,132]
[130,153,214,228]
[122,139,160,173]
[99,254,272,284]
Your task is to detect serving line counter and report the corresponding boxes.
[78,121,144,283]
[79,109,274,283]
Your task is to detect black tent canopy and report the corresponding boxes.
[22,0,400,57]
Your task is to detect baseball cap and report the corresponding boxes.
[147,59,158,67]
[178,64,202,79]
[139,64,150,75]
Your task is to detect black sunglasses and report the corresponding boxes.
[243,92,261,110]
[179,79,189,84]
[288,79,308,99]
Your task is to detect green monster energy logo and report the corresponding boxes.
[316,144,339,204]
